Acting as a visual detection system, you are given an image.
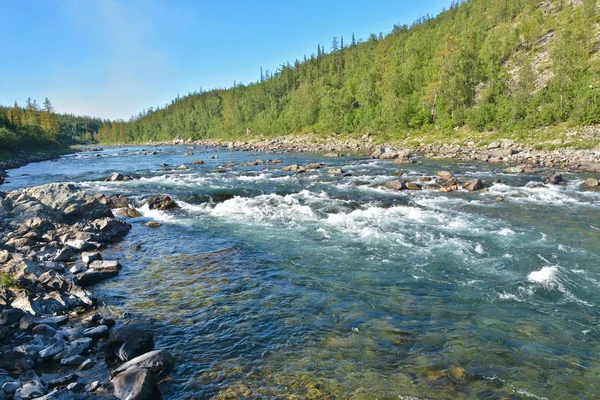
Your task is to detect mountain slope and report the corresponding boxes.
[96,0,600,146]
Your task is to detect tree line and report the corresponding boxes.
[96,0,599,143]
[0,98,107,153]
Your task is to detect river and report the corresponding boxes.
[3,145,600,399]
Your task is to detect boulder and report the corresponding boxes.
[0,250,10,263]
[19,183,113,222]
[106,173,132,182]
[190,160,204,165]
[89,260,121,271]
[81,251,102,266]
[103,194,130,209]
[144,195,179,211]
[175,165,188,170]
[0,351,34,374]
[487,141,501,149]
[54,248,75,262]
[112,367,159,400]
[545,173,563,185]
[65,239,97,252]
[144,221,162,228]
[505,167,523,174]
[0,308,26,325]
[435,171,454,180]
[440,185,458,193]
[83,325,109,339]
[74,270,119,287]
[105,325,154,363]
[405,182,422,191]
[39,339,66,359]
[383,180,405,191]
[462,179,484,191]
[328,168,344,175]
[583,178,599,187]
[115,208,142,218]
[111,350,175,379]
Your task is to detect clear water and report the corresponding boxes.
[4,146,600,399]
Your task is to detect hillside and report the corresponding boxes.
[96,0,600,147]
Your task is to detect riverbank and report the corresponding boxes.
[0,183,175,399]
[0,147,75,180]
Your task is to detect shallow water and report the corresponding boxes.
[4,146,600,399]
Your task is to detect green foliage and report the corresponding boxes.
[0,272,14,289]
[83,0,598,143]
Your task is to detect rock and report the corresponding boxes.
[282,164,300,172]
[19,315,67,330]
[35,389,75,400]
[2,381,20,395]
[405,182,422,191]
[85,381,100,392]
[60,355,86,366]
[175,164,188,170]
[144,195,179,211]
[434,171,453,180]
[54,248,75,262]
[383,180,405,191]
[583,178,599,187]
[66,382,85,392]
[111,367,159,400]
[105,326,154,363]
[14,380,46,399]
[92,218,131,242]
[487,141,501,149]
[440,185,458,193]
[11,292,42,315]
[115,208,142,218]
[32,324,57,337]
[83,325,109,338]
[328,168,344,175]
[39,339,66,359]
[62,327,84,342]
[370,148,384,159]
[112,350,175,378]
[74,270,119,286]
[505,167,523,173]
[89,260,121,271]
[304,163,321,170]
[52,337,92,360]
[78,358,95,370]
[46,374,76,388]
[66,239,97,252]
[0,250,10,263]
[0,351,33,374]
[81,251,102,266]
[190,160,204,165]
[0,308,26,325]
[545,173,563,185]
[69,265,84,274]
[19,183,113,222]
[144,221,162,228]
[106,173,132,182]
[462,179,484,191]
[103,194,130,209]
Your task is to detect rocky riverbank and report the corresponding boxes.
[161,133,600,174]
[0,183,174,399]
[0,148,75,183]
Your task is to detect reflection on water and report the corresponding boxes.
[6,146,600,399]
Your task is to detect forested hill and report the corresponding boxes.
[97,0,600,144]
[0,99,107,158]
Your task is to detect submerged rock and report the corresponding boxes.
[115,207,142,218]
[545,173,563,185]
[383,180,405,191]
[462,179,484,191]
[106,173,133,182]
[144,221,162,228]
[103,194,130,209]
[583,178,599,187]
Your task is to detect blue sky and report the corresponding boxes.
[0,0,450,120]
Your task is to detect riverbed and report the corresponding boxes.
[4,145,600,399]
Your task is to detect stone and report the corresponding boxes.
[111,350,175,378]
[175,164,188,170]
[89,260,121,271]
[462,179,484,191]
[73,270,118,286]
[11,292,42,315]
[46,374,76,388]
[103,194,130,209]
[32,324,57,337]
[15,380,46,399]
[328,168,344,175]
[115,208,142,218]
[81,251,102,266]
[440,185,458,193]
[434,171,453,180]
[487,141,501,149]
[405,182,422,191]
[545,173,563,185]
[54,248,75,262]
[383,180,405,191]
[282,164,300,172]
[85,381,100,392]
[190,160,204,165]
[0,250,10,263]
[144,221,162,228]
[105,326,154,363]
[62,327,84,342]
[111,367,159,400]
[505,167,523,173]
[69,265,84,274]
[52,338,92,360]
[66,382,85,392]
[65,239,96,252]
[78,358,95,370]
[106,173,132,182]
[0,351,33,374]
[39,339,66,359]
[35,389,75,400]
[60,355,86,366]
[0,308,26,326]
[83,325,109,339]
[144,195,179,211]
[2,381,20,395]
[583,178,599,187]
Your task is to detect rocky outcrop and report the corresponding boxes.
[144,195,179,211]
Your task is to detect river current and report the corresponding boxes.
[4,145,600,399]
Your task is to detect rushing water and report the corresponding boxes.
[4,146,600,399]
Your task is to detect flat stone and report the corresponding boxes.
[81,252,102,265]
[78,358,95,370]
[65,240,96,252]
[144,221,161,228]
[83,325,109,339]
[2,381,20,395]
[111,367,158,400]
[112,350,175,378]
[60,355,86,366]
[39,339,66,359]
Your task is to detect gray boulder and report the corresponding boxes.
[144,195,179,211]
[112,367,159,400]
[105,325,154,363]
[111,350,175,379]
